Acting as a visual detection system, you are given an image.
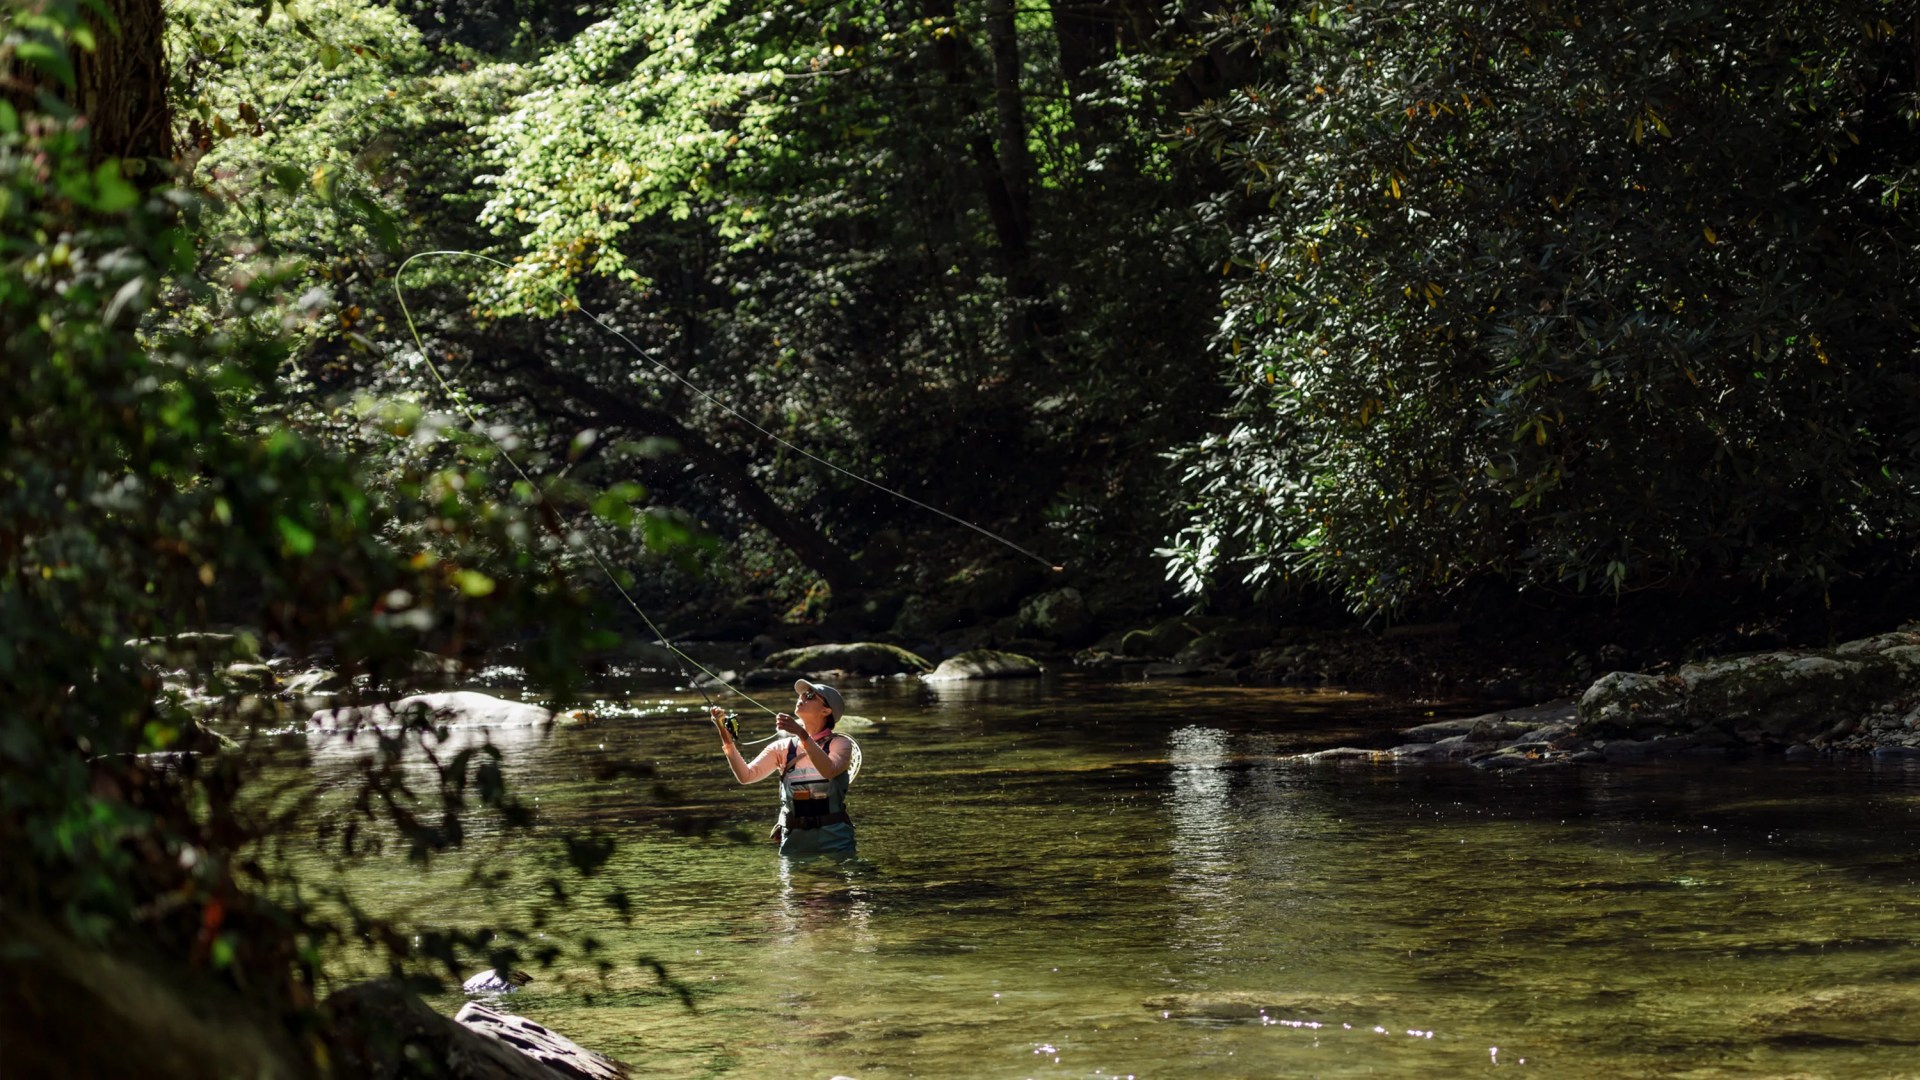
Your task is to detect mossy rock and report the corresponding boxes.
[763,642,932,676]
[127,631,262,670]
[892,594,967,639]
[923,649,1044,682]
[1574,630,1920,746]
[1175,623,1272,664]
[824,590,908,635]
[218,662,277,693]
[1575,671,1688,738]
[945,562,1045,616]
[1120,617,1200,658]
[1017,588,1092,644]
[281,668,347,697]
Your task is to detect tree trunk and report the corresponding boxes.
[1048,0,1122,161]
[984,0,1032,237]
[3,0,173,166]
[920,0,1060,362]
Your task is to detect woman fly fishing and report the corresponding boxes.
[711,679,856,856]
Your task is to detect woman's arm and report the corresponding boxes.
[711,708,780,784]
[792,728,853,780]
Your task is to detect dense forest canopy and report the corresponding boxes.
[5,0,1919,1068]
[1172,0,1920,614]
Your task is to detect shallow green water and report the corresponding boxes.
[307,675,1920,1078]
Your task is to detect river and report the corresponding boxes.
[305,673,1920,1078]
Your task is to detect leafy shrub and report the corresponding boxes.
[1170,0,1920,613]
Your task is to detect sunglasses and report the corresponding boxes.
[799,689,820,703]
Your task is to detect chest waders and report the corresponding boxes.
[777,732,855,855]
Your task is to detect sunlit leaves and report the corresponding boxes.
[473,0,790,312]
[1172,0,1920,612]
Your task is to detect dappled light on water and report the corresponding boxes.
[302,675,1920,1077]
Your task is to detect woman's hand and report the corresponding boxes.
[709,706,736,748]
[774,712,806,738]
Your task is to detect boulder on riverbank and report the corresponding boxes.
[1295,628,1920,769]
[1576,629,1920,749]
[329,980,628,1079]
[127,631,263,670]
[693,667,807,690]
[311,691,553,733]
[454,1002,629,1079]
[763,642,931,677]
[922,649,1043,682]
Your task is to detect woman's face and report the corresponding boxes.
[795,688,831,727]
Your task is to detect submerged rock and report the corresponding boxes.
[1744,984,1920,1045]
[1143,990,1394,1023]
[922,649,1043,682]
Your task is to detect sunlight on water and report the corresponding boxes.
[299,676,1920,1078]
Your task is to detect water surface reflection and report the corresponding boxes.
[300,675,1920,1078]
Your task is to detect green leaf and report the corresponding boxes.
[92,161,139,213]
[317,43,343,70]
[454,569,496,597]
[0,100,18,134]
[268,164,306,193]
[14,40,75,92]
[345,191,400,253]
[275,516,316,556]
[589,491,634,527]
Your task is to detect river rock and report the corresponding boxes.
[1744,984,1920,1045]
[281,668,347,697]
[220,662,278,693]
[1143,990,1392,1023]
[453,1002,629,1079]
[892,594,968,639]
[693,667,807,689]
[1295,747,1387,763]
[311,691,553,733]
[1017,588,1093,645]
[1576,630,1920,748]
[1399,702,1576,743]
[1175,622,1272,665]
[328,980,576,1079]
[764,642,931,676]
[951,561,1046,615]
[1119,618,1201,659]
[922,649,1043,682]
[127,631,263,670]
